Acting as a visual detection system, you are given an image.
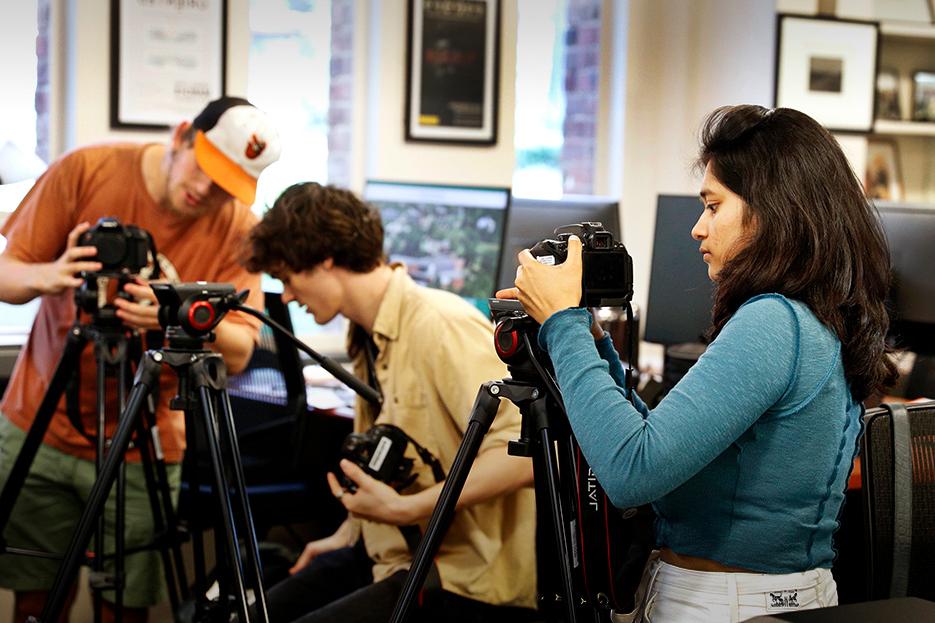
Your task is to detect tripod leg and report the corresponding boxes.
[0,327,87,537]
[195,386,251,623]
[38,352,163,623]
[113,346,129,621]
[215,387,269,622]
[137,407,192,610]
[135,414,183,613]
[179,404,215,623]
[532,398,579,623]
[389,382,504,623]
[90,341,112,623]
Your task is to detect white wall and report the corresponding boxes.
[617,0,777,364]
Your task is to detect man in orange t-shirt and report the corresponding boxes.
[0,97,280,622]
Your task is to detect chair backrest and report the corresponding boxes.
[861,400,935,600]
[227,290,312,475]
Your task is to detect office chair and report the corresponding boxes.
[178,291,350,539]
[861,400,935,601]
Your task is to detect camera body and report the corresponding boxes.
[528,222,633,308]
[338,424,416,492]
[78,217,151,274]
[152,282,240,340]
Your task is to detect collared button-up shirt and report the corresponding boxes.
[350,266,536,608]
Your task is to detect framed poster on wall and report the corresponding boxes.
[405,0,500,145]
[110,0,227,130]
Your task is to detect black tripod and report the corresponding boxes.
[22,282,383,623]
[29,319,270,623]
[0,314,188,621]
[390,300,647,623]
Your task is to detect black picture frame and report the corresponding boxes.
[110,0,228,130]
[773,14,880,133]
[405,0,500,145]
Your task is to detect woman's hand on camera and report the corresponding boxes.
[114,279,161,331]
[38,221,102,295]
[327,459,414,526]
[496,235,583,325]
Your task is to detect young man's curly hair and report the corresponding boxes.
[244,182,384,276]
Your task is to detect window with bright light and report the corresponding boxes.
[247,0,345,344]
[0,1,41,340]
[513,0,567,198]
[248,0,331,209]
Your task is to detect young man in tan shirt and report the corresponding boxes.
[244,182,537,623]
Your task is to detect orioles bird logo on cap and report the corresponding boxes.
[245,134,267,159]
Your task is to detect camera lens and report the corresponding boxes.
[95,237,127,267]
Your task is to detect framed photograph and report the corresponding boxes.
[876,67,902,120]
[911,71,935,121]
[405,0,500,145]
[110,0,227,130]
[864,139,903,201]
[774,15,879,132]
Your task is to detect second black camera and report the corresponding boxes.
[528,221,633,308]
[78,217,152,274]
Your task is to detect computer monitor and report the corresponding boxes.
[496,195,620,291]
[877,203,935,355]
[363,180,511,314]
[643,195,713,346]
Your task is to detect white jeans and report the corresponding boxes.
[637,559,838,623]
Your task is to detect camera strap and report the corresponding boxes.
[398,427,445,593]
[363,336,384,418]
[64,331,146,445]
[65,355,92,444]
[360,336,444,594]
[404,434,446,484]
[625,302,637,396]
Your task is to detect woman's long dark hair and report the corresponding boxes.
[697,105,897,401]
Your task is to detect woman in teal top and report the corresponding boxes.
[500,105,897,622]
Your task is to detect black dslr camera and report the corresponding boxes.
[338,424,417,493]
[529,222,633,308]
[151,282,246,341]
[74,218,154,320]
[78,217,152,274]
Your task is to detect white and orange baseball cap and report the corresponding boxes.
[191,97,281,205]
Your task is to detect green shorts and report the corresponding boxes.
[0,415,181,608]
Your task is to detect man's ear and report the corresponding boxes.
[171,121,193,149]
[322,257,335,271]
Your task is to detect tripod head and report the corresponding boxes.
[489,298,569,416]
[490,298,546,380]
[152,282,247,349]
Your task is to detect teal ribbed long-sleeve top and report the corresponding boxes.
[537,294,861,573]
